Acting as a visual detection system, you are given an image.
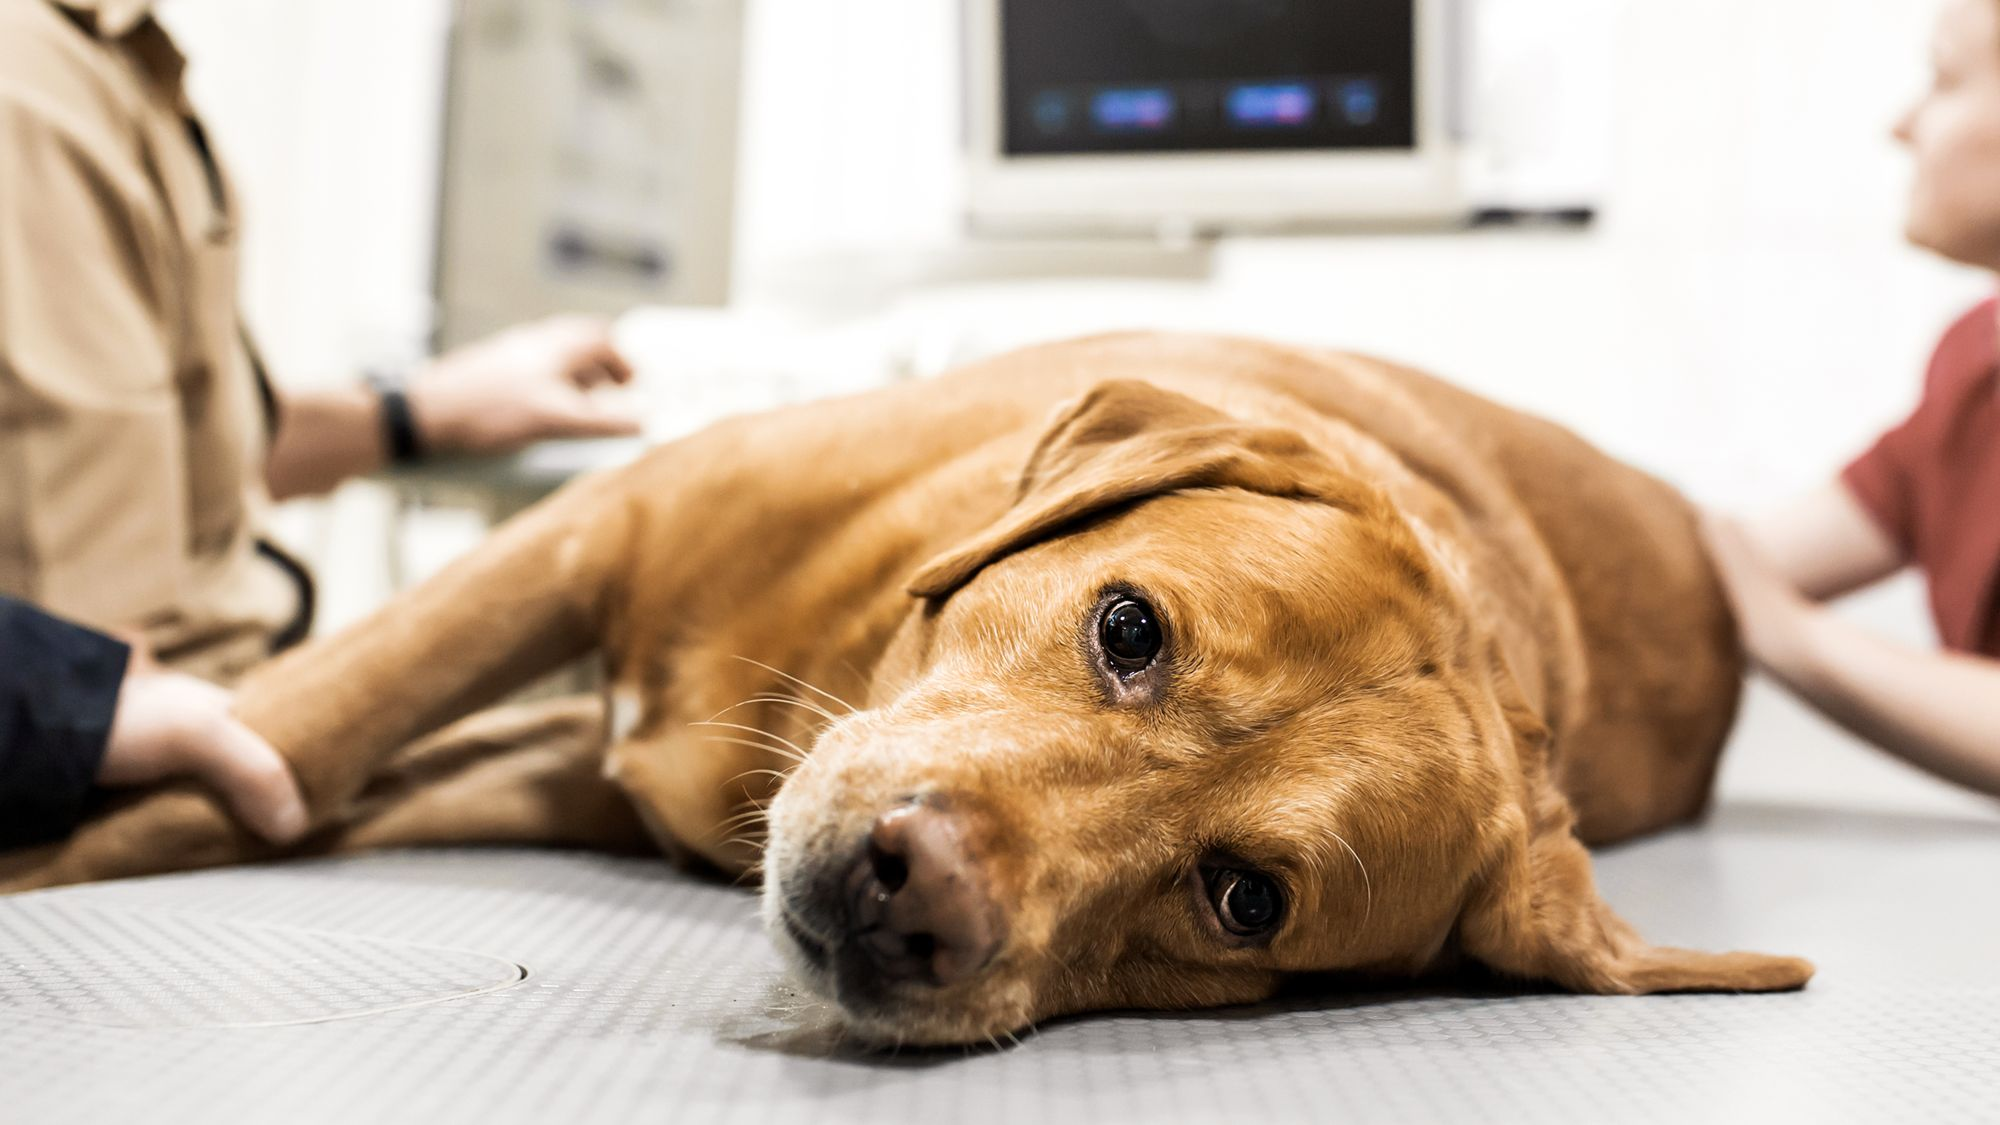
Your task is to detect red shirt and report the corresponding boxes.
[1841,298,2000,657]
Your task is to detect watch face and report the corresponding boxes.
[999,0,1417,157]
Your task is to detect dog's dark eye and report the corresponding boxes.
[1210,868,1284,937]
[1100,598,1162,671]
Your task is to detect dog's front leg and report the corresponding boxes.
[236,477,636,820]
[0,475,639,893]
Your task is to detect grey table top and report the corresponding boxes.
[2,795,1996,1125]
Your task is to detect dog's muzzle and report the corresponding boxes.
[780,798,1005,1009]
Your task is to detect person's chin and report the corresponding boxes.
[1905,223,1943,259]
[1903,208,2000,270]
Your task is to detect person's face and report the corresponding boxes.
[1896,0,2000,268]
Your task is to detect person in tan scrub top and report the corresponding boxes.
[1,0,641,843]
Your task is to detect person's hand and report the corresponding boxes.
[1700,512,1823,679]
[407,315,640,455]
[96,669,309,846]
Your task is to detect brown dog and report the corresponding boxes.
[0,333,1811,1045]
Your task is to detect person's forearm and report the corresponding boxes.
[264,386,386,501]
[1770,613,2000,798]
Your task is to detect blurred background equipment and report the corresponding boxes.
[963,0,1469,235]
[432,0,745,350]
[159,0,1977,650]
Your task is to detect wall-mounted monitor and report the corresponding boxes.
[964,0,1467,235]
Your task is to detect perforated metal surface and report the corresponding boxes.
[1,798,1996,1125]
[0,901,523,1028]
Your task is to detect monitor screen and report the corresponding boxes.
[1000,0,1417,158]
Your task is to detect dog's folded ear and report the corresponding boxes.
[1454,658,1815,995]
[908,379,1376,600]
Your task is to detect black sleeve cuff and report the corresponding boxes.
[0,598,130,849]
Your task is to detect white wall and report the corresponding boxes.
[159,0,450,384]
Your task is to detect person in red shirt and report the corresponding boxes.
[1703,0,2000,798]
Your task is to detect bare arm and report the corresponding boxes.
[1773,611,2000,797]
[1703,510,2000,799]
[1741,480,1908,602]
[265,385,384,501]
[264,317,639,502]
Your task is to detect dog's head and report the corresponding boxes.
[762,380,1810,1045]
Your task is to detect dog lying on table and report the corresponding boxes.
[0,332,1812,1045]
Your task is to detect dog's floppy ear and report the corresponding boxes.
[1454,656,1814,995]
[908,379,1374,600]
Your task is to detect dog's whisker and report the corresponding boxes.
[740,693,840,723]
[717,797,769,818]
[1328,829,1374,925]
[835,654,869,695]
[690,720,813,761]
[723,766,795,790]
[707,693,839,725]
[728,655,860,716]
[692,731,808,765]
[715,804,772,829]
[702,737,806,766]
[716,814,770,837]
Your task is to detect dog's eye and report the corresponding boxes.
[1209,868,1284,937]
[1099,598,1162,671]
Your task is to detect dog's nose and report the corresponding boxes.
[848,803,1001,987]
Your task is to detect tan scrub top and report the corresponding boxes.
[0,0,310,684]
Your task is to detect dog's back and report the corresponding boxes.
[1319,358,1741,841]
[606,331,1739,849]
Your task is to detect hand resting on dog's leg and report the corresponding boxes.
[0,475,637,893]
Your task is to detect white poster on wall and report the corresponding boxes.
[436,0,744,348]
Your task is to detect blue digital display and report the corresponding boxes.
[1337,79,1381,126]
[1090,88,1176,132]
[1001,0,1415,156]
[1226,83,1317,128]
[1032,90,1074,135]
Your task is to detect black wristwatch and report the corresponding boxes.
[365,372,428,466]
